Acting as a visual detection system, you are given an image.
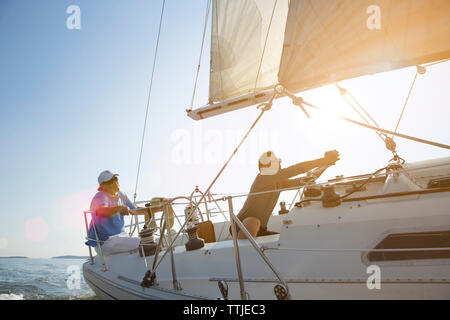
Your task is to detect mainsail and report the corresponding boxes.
[188,0,450,120]
[279,0,450,93]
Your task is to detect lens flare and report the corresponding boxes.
[0,238,7,249]
[25,217,50,243]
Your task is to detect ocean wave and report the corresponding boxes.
[0,293,24,300]
[0,259,96,299]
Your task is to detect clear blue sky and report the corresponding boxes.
[1,0,449,258]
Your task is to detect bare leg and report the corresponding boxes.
[238,217,261,239]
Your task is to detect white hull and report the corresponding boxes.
[83,157,450,300]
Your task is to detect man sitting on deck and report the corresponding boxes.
[85,170,140,255]
[233,150,340,239]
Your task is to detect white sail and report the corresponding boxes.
[209,0,288,102]
[279,0,450,94]
[189,0,450,120]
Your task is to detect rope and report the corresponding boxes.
[336,83,386,144]
[337,84,382,128]
[392,68,419,138]
[133,0,166,203]
[294,166,388,207]
[340,167,387,199]
[190,0,211,108]
[253,0,278,92]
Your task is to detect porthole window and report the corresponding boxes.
[368,230,450,262]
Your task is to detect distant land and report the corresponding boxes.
[51,255,90,259]
[0,256,29,259]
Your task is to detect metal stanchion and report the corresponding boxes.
[164,203,181,290]
[227,196,247,300]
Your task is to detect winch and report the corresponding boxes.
[321,184,342,208]
[278,201,289,215]
[184,204,205,251]
[185,224,205,251]
[138,225,158,256]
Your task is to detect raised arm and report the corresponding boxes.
[279,177,307,190]
[278,150,340,179]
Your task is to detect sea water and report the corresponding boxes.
[0,258,96,300]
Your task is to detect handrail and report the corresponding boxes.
[83,211,94,265]
[227,196,291,300]
[163,203,182,290]
[134,172,387,207]
[227,197,247,299]
[261,246,450,253]
[83,211,107,271]
[133,162,450,207]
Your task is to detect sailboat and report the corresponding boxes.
[82,0,450,299]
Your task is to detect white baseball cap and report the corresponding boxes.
[97,170,119,185]
[258,151,281,175]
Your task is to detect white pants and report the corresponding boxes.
[95,232,140,256]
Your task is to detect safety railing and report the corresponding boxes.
[82,176,365,294]
[82,164,444,299]
[83,210,108,272]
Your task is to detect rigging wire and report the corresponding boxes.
[253,0,278,92]
[190,0,212,109]
[336,63,427,157]
[336,83,386,144]
[133,0,166,203]
[282,88,450,150]
[392,67,421,138]
[336,83,399,156]
[336,84,382,129]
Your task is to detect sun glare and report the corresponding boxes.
[304,92,351,136]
